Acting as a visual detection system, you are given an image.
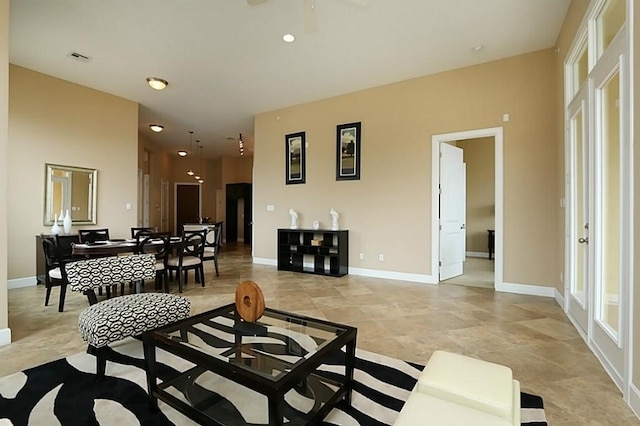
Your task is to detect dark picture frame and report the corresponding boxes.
[285,131,306,185]
[336,122,361,181]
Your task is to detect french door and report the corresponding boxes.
[565,0,629,391]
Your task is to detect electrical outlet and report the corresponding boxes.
[378,253,384,262]
[359,253,364,260]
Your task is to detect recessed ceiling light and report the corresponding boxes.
[471,45,484,52]
[177,150,188,157]
[146,77,168,90]
[283,33,295,43]
[149,124,164,132]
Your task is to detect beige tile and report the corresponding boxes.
[1,242,638,424]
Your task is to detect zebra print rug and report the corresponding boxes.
[0,337,546,425]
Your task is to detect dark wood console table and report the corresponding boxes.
[277,229,348,276]
[488,229,495,260]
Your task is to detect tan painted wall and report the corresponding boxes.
[138,132,174,231]
[1,0,9,336]
[254,48,560,286]
[8,65,138,280]
[457,137,495,254]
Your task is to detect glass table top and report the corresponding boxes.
[152,303,352,382]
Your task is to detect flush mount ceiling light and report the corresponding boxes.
[149,124,164,132]
[146,77,168,90]
[282,33,295,43]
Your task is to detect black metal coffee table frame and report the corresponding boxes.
[142,303,357,425]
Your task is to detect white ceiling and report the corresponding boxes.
[9,0,570,158]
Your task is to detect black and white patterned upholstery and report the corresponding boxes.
[66,254,191,378]
[78,293,191,348]
[66,254,156,293]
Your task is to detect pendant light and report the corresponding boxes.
[195,142,204,184]
[194,141,201,180]
[186,132,195,175]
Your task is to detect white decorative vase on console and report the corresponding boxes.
[330,209,339,230]
[50,214,60,235]
[63,209,72,234]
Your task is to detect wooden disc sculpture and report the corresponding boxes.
[235,280,265,323]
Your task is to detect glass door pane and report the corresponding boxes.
[597,70,620,337]
[571,107,587,305]
[596,0,625,60]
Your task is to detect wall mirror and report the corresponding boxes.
[44,163,98,225]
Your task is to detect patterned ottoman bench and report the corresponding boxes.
[65,254,191,378]
[79,292,191,378]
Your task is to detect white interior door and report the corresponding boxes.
[439,143,465,281]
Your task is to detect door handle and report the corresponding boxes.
[578,237,588,244]
[461,224,466,230]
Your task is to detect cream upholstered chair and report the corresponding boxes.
[41,235,70,312]
[77,228,110,244]
[202,222,223,276]
[65,254,190,378]
[135,232,171,292]
[166,229,206,293]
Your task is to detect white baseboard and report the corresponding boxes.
[252,258,436,284]
[495,281,556,298]
[253,257,277,266]
[629,383,640,420]
[554,287,565,308]
[8,276,37,289]
[0,328,11,346]
[348,267,437,284]
[466,251,489,258]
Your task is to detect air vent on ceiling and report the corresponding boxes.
[67,52,92,63]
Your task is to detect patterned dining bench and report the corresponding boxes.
[65,254,191,378]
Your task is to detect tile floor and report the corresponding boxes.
[1,243,638,425]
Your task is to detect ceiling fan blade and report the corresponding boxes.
[247,0,269,6]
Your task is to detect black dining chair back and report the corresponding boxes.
[131,227,157,238]
[166,230,206,293]
[202,222,223,276]
[41,235,71,312]
[135,231,171,292]
[78,228,110,244]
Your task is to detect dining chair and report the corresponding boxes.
[41,235,71,312]
[166,230,206,293]
[78,228,110,244]
[202,222,222,276]
[135,232,171,292]
[131,227,157,239]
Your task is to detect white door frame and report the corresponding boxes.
[432,127,503,287]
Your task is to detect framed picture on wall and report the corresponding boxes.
[285,131,306,185]
[336,122,361,181]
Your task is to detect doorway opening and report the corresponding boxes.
[431,127,503,289]
[175,183,201,235]
[225,183,252,244]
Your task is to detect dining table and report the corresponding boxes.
[71,236,184,257]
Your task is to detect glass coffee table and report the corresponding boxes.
[142,303,357,425]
